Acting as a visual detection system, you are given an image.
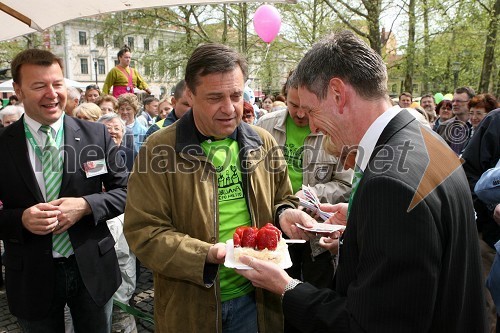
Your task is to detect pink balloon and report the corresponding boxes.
[253,5,281,43]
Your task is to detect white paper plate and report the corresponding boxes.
[224,239,293,270]
[295,222,346,234]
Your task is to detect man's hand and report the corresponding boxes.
[319,235,341,255]
[206,243,227,264]
[49,197,91,234]
[145,88,152,95]
[22,203,60,235]
[494,204,500,226]
[320,203,348,226]
[279,208,316,240]
[236,256,292,295]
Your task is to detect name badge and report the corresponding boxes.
[83,159,108,178]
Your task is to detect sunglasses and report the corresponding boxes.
[86,85,100,91]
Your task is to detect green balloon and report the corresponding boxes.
[434,92,444,104]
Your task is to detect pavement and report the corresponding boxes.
[0,265,155,333]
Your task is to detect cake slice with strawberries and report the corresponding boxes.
[232,223,288,264]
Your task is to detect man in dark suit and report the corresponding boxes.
[0,49,127,332]
[237,30,487,332]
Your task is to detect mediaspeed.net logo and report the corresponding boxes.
[407,125,464,212]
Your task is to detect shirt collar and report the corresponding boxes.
[24,112,64,137]
[355,105,400,172]
[195,125,238,143]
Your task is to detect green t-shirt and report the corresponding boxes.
[200,138,254,302]
[284,115,311,193]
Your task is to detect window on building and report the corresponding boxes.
[391,84,397,93]
[144,38,149,51]
[127,37,134,50]
[96,34,105,47]
[79,31,87,45]
[98,59,105,74]
[81,58,89,74]
[113,36,121,48]
[114,59,119,66]
[158,40,164,50]
[145,62,151,76]
[130,60,135,68]
[55,31,62,45]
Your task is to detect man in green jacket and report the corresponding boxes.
[124,43,301,332]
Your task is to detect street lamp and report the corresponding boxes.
[452,61,461,90]
[90,49,98,86]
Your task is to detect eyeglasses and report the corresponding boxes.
[451,99,469,104]
[440,106,453,110]
[86,84,100,91]
[243,114,254,119]
[100,107,115,112]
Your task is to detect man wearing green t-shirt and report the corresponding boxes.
[124,44,301,332]
[257,70,352,316]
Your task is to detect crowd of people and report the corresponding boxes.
[0,29,498,333]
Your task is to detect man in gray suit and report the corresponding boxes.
[237,30,486,332]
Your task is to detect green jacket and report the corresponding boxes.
[124,111,298,332]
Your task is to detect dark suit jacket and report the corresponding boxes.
[462,109,500,249]
[0,115,128,320]
[283,110,486,332]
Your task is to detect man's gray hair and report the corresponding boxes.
[294,30,388,100]
[0,105,24,122]
[67,86,81,101]
[97,112,126,135]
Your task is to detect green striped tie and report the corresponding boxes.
[347,165,363,217]
[40,125,73,257]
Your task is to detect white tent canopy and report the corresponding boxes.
[0,0,292,41]
[0,78,88,92]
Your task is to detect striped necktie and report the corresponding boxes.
[39,125,73,257]
[347,165,364,217]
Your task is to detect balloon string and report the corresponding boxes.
[249,43,271,88]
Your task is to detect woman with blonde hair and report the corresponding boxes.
[73,103,102,122]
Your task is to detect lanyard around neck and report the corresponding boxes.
[23,118,65,162]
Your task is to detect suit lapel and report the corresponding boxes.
[60,116,81,195]
[6,116,45,202]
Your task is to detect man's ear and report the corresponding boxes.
[186,88,194,106]
[13,82,22,101]
[328,78,346,114]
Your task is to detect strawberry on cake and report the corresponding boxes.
[232,223,288,264]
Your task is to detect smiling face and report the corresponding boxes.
[469,107,487,129]
[104,117,124,146]
[298,85,353,162]
[13,63,66,125]
[189,68,244,140]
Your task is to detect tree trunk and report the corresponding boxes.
[422,0,431,93]
[479,0,500,93]
[404,0,416,93]
[364,0,382,55]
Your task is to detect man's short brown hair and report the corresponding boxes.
[11,49,64,85]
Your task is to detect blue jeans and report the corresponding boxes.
[17,255,113,333]
[221,292,258,333]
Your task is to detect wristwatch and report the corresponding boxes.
[281,279,302,301]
